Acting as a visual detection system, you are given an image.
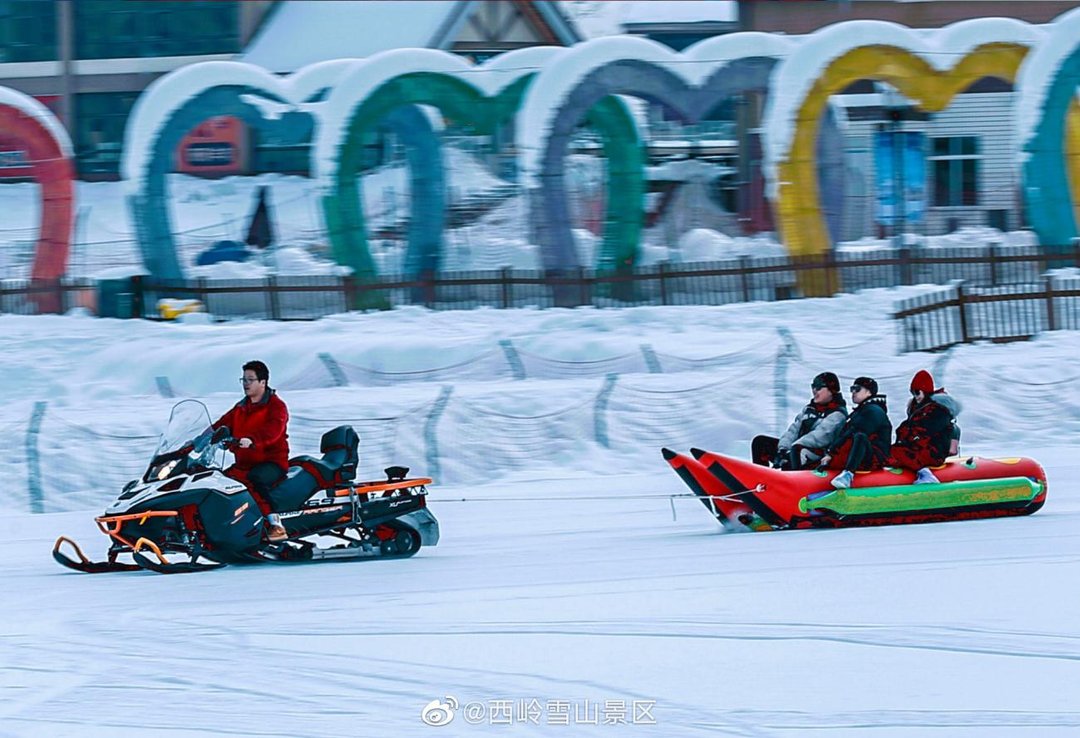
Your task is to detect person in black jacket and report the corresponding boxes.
[817,376,891,489]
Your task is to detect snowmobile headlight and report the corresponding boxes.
[156,459,179,480]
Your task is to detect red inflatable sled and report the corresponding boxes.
[664,447,1047,532]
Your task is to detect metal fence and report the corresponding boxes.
[4,242,1080,319]
[894,276,1080,352]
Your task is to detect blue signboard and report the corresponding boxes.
[874,130,926,226]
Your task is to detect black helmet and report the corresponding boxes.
[811,371,840,394]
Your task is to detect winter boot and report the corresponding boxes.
[914,467,939,484]
[265,513,288,542]
[831,470,854,489]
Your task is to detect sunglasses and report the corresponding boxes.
[850,385,866,393]
[811,383,828,391]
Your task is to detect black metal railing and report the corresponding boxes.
[894,276,1080,352]
[5,242,1080,320]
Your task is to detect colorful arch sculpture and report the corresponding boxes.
[516,34,847,273]
[0,87,75,285]
[315,47,566,282]
[1018,6,1080,250]
[764,18,1044,293]
[122,60,366,279]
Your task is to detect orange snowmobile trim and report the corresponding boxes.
[95,510,179,548]
[330,478,432,498]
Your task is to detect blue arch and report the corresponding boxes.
[535,58,845,272]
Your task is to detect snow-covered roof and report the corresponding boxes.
[0,86,73,158]
[762,17,1044,198]
[516,32,794,188]
[243,1,460,73]
[1016,5,1080,159]
[243,1,579,74]
[621,1,737,26]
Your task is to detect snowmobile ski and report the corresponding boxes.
[52,536,142,573]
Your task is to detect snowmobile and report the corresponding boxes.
[664,447,1046,532]
[54,400,439,574]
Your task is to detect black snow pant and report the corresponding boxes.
[752,435,808,471]
[833,432,874,472]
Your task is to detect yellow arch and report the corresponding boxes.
[776,43,1031,295]
[1070,98,1080,234]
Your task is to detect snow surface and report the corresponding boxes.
[2,289,1080,735]
[762,18,1044,198]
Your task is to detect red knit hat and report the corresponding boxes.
[911,369,934,395]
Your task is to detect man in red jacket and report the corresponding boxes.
[213,360,290,541]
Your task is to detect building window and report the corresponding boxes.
[74,1,239,60]
[0,1,57,62]
[930,136,979,207]
[75,92,140,178]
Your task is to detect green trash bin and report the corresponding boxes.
[97,278,134,318]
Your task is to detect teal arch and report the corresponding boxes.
[324,73,536,283]
[325,72,638,284]
[1023,50,1080,250]
[129,86,310,280]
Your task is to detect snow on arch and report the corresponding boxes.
[515,34,794,188]
[1016,5,1080,248]
[313,46,563,187]
[313,46,566,287]
[514,32,798,273]
[120,59,367,280]
[0,86,75,292]
[0,86,74,158]
[762,17,1043,194]
[762,16,1044,280]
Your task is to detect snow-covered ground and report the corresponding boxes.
[2,289,1079,736]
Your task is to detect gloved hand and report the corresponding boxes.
[772,451,787,469]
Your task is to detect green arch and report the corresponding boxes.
[323,73,506,283]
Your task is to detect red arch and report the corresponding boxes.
[0,105,75,283]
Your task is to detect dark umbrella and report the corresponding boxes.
[245,185,274,249]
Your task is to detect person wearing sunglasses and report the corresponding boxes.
[887,369,961,484]
[212,359,291,541]
[752,371,847,470]
[817,376,891,489]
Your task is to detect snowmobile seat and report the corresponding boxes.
[267,426,360,512]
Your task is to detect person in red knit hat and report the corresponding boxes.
[888,369,961,484]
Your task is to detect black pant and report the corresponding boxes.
[752,435,808,471]
[841,433,871,472]
[248,462,285,495]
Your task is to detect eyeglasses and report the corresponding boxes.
[850,385,865,394]
[240,377,262,385]
[911,388,922,397]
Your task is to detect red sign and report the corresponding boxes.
[176,116,249,175]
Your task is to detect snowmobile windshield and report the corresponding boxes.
[155,400,214,458]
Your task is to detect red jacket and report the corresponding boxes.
[213,389,290,473]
